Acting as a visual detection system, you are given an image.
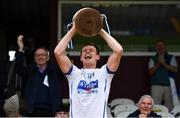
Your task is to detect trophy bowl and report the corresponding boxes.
[73,7,103,37]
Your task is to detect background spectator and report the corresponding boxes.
[15,35,62,116]
[128,95,162,118]
[55,104,69,118]
[148,40,178,110]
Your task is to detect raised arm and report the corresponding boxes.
[98,29,123,72]
[17,35,24,52]
[15,35,27,74]
[54,25,77,73]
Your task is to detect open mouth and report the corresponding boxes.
[85,55,92,60]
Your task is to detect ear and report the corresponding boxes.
[96,55,100,61]
[46,56,49,61]
[46,51,50,61]
[80,55,83,62]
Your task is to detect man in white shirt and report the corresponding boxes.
[54,21,123,118]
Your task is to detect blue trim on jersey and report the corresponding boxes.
[104,79,107,92]
[70,82,73,118]
[103,99,106,118]
[103,79,107,118]
[64,65,73,75]
[106,65,115,74]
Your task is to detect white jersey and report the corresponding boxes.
[65,64,114,118]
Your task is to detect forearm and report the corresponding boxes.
[54,27,77,73]
[99,29,123,71]
[15,52,27,74]
[99,29,123,53]
[149,64,159,75]
[162,63,177,73]
[18,47,24,52]
[54,27,76,56]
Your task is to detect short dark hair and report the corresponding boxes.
[155,39,165,45]
[56,104,69,112]
[35,46,49,52]
[35,46,49,56]
[82,42,100,54]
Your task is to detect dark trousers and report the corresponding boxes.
[26,107,54,117]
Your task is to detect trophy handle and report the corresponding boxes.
[66,11,111,49]
[101,14,111,35]
[67,23,73,49]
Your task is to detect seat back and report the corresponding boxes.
[153,104,169,112]
[107,106,113,118]
[156,112,175,118]
[171,105,180,117]
[110,98,135,109]
[113,104,138,117]
[115,111,133,118]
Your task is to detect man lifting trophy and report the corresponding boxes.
[55,7,123,118]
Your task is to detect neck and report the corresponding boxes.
[37,65,47,73]
[37,64,47,69]
[83,64,96,69]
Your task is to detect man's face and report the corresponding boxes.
[55,111,69,118]
[155,41,166,55]
[139,97,153,115]
[80,45,100,67]
[34,48,49,66]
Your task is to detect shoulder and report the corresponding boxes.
[165,52,174,59]
[127,110,139,117]
[100,64,115,74]
[151,54,157,60]
[149,111,162,117]
[65,64,80,75]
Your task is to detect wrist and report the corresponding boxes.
[18,48,24,52]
